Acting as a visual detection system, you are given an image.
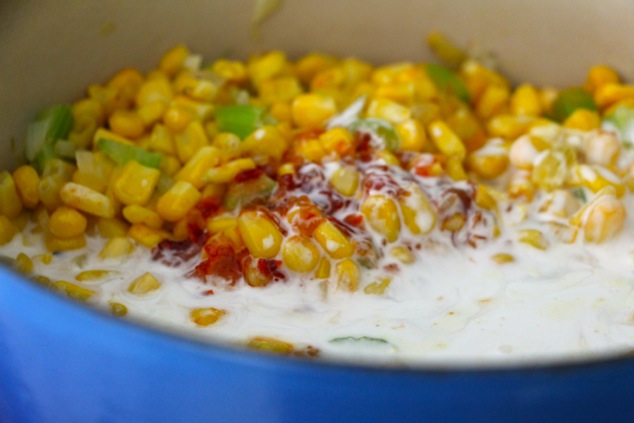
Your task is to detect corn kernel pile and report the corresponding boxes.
[2,37,634,337]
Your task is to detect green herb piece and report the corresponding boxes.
[425,63,470,103]
[551,87,597,122]
[25,104,74,172]
[223,174,277,211]
[603,104,634,147]
[571,187,587,203]
[329,336,389,345]
[349,118,400,152]
[215,105,270,140]
[97,138,162,168]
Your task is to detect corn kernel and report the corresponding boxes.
[52,280,95,302]
[573,164,625,197]
[113,160,160,206]
[510,84,542,116]
[295,53,338,84]
[99,236,135,259]
[364,277,391,295]
[108,110,145,139]
[319,127,354,156]
[45,233,87,253]
[138,101,167,127]
[335,258,360,292]
[518,229,549,250]
[585,65,620,93]
[441,213,466,232]
[282,235,320,272]
[314,257,331,279]
[292,93,337,129]
[428,120,466,161]
[0,171,23,218]
[156,181,201,222]
[508,135,550,170]
[595,83,634,109]
[390,246,415,264]
[583,132,620,167]
[175,146,221,189]
[190,307,226,327]
[159,45,189,77]
[15,253,34,274]
[487,115,533,139]
[237,210,283,259]
[445,155,467,181]
[396,119,426,152]
[207,216,238,233]
[572,188,626,243]
[211,59,248,84]
[367,98,411,125]
[476,84,510,119]
[398,187,436,235]
[563,109,600,131]
[258,77,303,104]
[314,220,354,259]
[164,104,196,133]
[128,272,161,294]
[330,166,360,197]
[467,139,510,179]
[248,51,288,87]
[109,302,128,317]
[174,120,209,163]
[129,224,170,248]
[247,336,294,355]
[122,205,164,229]
[75,270,114,282]
[12,165,40,208]
[0,215,18,245]
[136,78,173,108]
[491,253,515,264]
[49,206,87,239]
[60,182,115,218]
[203,158,256,184]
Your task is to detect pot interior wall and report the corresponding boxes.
[1,0,633,169]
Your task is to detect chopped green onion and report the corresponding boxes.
[349,118,400,152]
[223,174,277,210]
[329,336,390,345]
[25,104,74,172]
[97,138,163,168]
[551,87,597,122]
[215,105,270,140]
[53,140,77,160]
[603,104,634,147]
[425,63,470,103]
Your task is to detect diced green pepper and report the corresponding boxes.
[223,174,276,210]
[425,63,471,103]
[215,105,270,140]
[97,138,163,168]
[552,87,598,122]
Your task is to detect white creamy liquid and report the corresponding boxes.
[3,193,634,367]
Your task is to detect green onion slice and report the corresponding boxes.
[97,138,163,168]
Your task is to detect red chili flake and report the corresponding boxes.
[343,213,363,227]
[295,128,325,143]
[383,263,400,273]
[196,197,221,220]
[235,167,264,183]
[291,204,325,237]
[152,238,204,267]
[202,289,215,296]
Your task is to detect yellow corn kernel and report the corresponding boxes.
[518,229,549,250]
[460,59,509,102]
[583,132,620,167]
[508,170,535,201]
[390,246,415,264]
[399,187,436,235]
[52,280,95,302]
[203,158,256,184]
[532,150,567,192]
[487,114,533,139]
[445,156,467,181]
[163,104,196,133]
[92,128,134,149]
[595,83,634,109]
[510,84,542,117]
[360,194,401,242]
[156,157,179,179]
[122,205,164,229]
[211,59,248,84]
[59,182,115,218]
[282,235,320,273]
[138,101,167,127]
[45,233,87,253]
[247,336,294,355]
[12,165,40,208]
[99,236,135,259]
[319,127,354,156]
[313,220,354,259]
[190,307,226,327]
[108,110,145,139]
[0,215,18,245]
[476,84,510,120]
[374,82,416,105]
[573,165,625,197]
[156,181,201,222]
[508,135,550,170]
[33,206,50,233]
[136,78,173,108]
[159,45,189,77]
[492,253,515,264]
[364,277,391,295]
[49,206,87,239]
[367,98,411,125]
[241,125,289,163]
[539,190,580,218]
[396,119,426,152]
[174,72,220,102]
[277,163,295,176]
[200,183,226,201]
[247,51,288,87]
[237,210,283,259]
[0,171,23,218]
[292,93,337,129]
[295,139,327,163]
[314,257,331,279]
[572,188,625,243]
[212,132,241,162]
[258,77,303,104]
[585,65,620,93]
[113,160,160,206]
[75,270,114,282]
[33,253,53,265]
[330,166,359,197]
[96,218,129,238]
[467,139,510,179]
[563,109,601,131]
[175,146,221,189]
[148,124,176,155]
[15,253,34,274]
[174,120,209,163]
[335,258,360,292]
[109,302,128,317]
[441,213,466,232]
[128,272,161,294]
[428,120,467,161]
[128,224,170,248]
[474,185,499,211]
[295,52,338,84]
[207,216,238,233]
[268,102,291,123]
[69,113,99,150]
